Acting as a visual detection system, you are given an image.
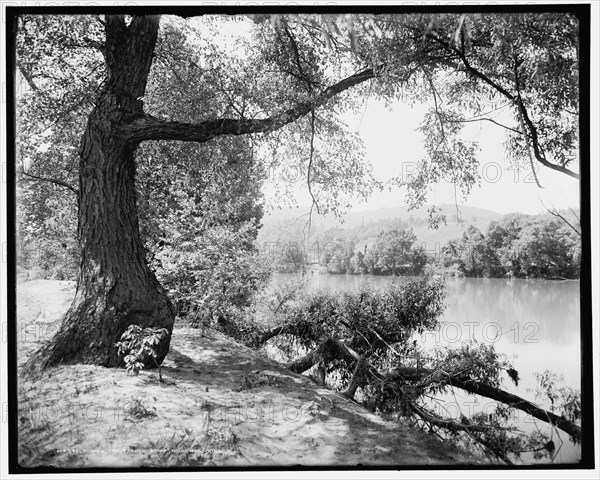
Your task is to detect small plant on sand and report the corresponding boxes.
[116,325,169,382]
[124,395,157,421]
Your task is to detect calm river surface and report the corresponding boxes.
[269,273,582,463]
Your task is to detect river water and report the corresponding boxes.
[268,273,582,463]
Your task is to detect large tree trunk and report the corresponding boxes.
[24,15,174,371]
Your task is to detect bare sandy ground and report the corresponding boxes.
[16,279,480,468]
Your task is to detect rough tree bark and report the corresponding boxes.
[24,14,377,372]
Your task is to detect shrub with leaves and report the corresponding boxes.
[116,325,169,382]
[152,223,271,329]
[432,342,518,389]
[137,135,270,329]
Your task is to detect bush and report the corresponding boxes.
[152,223,271,327]
[116,325,169,382]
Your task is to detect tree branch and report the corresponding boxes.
[281,22,325,92]
[17,64,39,92]
[122,67,376,143]
[409,402,514,465]
[446,116,522,135]
[390,366,582,443]
[541,201,581,237]
[18,171,78,194]
[514,96,578,179]
[93,14,106,26]
[343,355,367,399]
[513,53,542,189]
[283,333,582,443]
[426,31,579,180]
[288,347,320,374]
[409,401,515,435]
[256,322,311,346]
[307,109,320,215]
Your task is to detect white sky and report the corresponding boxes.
[264,96,581,216]
[346,99,580,215]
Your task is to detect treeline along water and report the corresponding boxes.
[268,273,581,463]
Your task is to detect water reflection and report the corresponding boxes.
[442,278,580,347]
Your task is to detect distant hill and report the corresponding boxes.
[262,204,501,227]
[327,204,502,229]
[258,204,503,252]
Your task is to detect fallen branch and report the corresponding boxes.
[288,338,346,375]
[288,347,320,374]
[257,322,311,346]
[409,401,514,435]
[283,337,581,442]
[390,366,581,443]
[343,355,367,399]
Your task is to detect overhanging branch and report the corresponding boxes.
[122,67,376,143]
[446,116,522,135]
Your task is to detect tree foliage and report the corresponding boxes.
[381,13,580,209]
[364,228,427,275]
[432,211,581,279]
[16,15,103,279]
